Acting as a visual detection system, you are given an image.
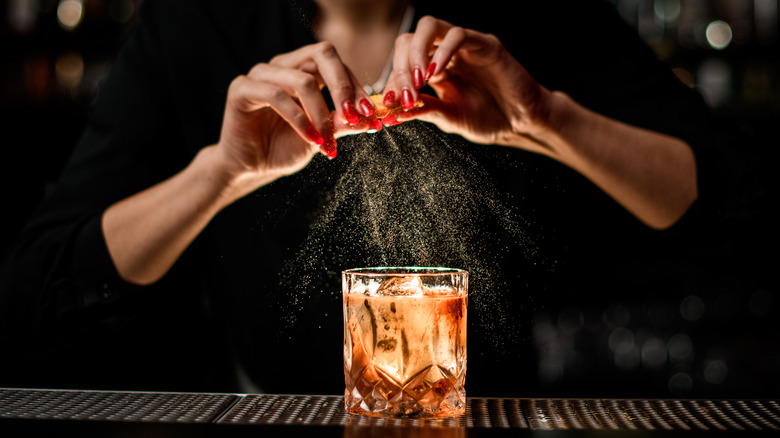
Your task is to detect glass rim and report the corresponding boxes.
[342,266,468,277]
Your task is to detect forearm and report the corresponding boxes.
[102,145,260,285]
[524,91,698,230]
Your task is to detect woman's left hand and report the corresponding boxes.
[380,16,555,156]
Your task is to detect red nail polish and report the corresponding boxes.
[424,62,437,81]
[383,90,396,106]
[402,88,414,110]
[381,114,401,127]
[413,67,424,89]
[305,125,324,145]
[321,139,337,159]
[368,118,383,132]
[359,98,374,116]
[342,100,359,124]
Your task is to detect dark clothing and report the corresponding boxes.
[0,0,774,397]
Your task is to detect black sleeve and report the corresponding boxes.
[0,0,192,364]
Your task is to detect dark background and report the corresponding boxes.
[0,0,778,397]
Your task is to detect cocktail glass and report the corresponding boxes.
[343,267,468,417]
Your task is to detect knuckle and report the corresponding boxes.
[228,75,248,95]
[331,82,353,99]
[418,15,437,28]
[395,32,413,47]
[449,26,466,41]
[292,72,318,91]
[315,41,337,56]
[248,63,269,76]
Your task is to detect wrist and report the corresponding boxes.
[193,145,273,210]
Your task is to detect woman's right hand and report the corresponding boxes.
[215,41,381,198]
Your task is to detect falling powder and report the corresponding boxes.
[277,121,553,351]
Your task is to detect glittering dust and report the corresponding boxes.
[278,121,544,350]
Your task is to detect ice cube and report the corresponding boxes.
[375,276,424,296]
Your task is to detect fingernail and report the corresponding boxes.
[321,139,337,159]
[413,67,424,89]
[305,125,324,145]
[359,98,374,116]
[424,62,437,81]
[342,100,359,124]
[402,88,414,110]
[368,118,383,132]
[381,114,401,127]
[383,90,396,106]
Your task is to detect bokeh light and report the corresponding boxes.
[706,20,733,49]
[55,52,84,92]
[57,0,84,31]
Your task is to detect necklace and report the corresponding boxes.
[363,5,415,95]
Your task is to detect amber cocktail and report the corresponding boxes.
[342,267,467,417]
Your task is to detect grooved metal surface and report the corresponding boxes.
[1,388,780,431]
[0,388,238,423]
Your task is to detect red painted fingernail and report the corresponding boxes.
[402,88,414,110]
[424,62,437,81]
[368,118,383,132]
[381,114,401,127]
[359,98,374,116]
[342,100,359,124]
[413,67,424,89]
[321,139,337,159]
[305,125,324,145]
[383,90,396,106]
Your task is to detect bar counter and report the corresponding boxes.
[1,387,778,436]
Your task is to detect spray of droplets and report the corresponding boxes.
[278,121,547,351]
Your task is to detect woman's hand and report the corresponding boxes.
[380,16,554,155]
[381,15,697,230]
[217,41,383,196]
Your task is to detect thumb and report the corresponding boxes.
[391,94,457,126]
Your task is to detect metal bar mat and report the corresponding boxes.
[1,389,779,430]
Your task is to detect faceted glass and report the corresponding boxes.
[342,267,468,417]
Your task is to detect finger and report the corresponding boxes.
[248,63,331,124]
[383,93,452,126]
[334,114,383,137]
[409,16,452,86]
[229,75,336,157]
[271,42,367,125]
[384,32,419,111]
[246,64,336,152]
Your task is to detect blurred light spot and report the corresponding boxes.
[703,360,728,384]
[57,0,84,31]
[755,0,779,41]
[558,308,583,335]
[608,327,635,354]
[532,316,556,343]
[667,333,694,361]
[748,289,773,316]
[642,337,667,369]
[55,51,84,91]
[9,0,39,33]
[668,372,693,395]
[672,67,694,88]
[654,0,681,23]
[696,58,732,107]
[680,295,705,321]
[706,20,733,49]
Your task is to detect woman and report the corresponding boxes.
[0,0,760,396]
